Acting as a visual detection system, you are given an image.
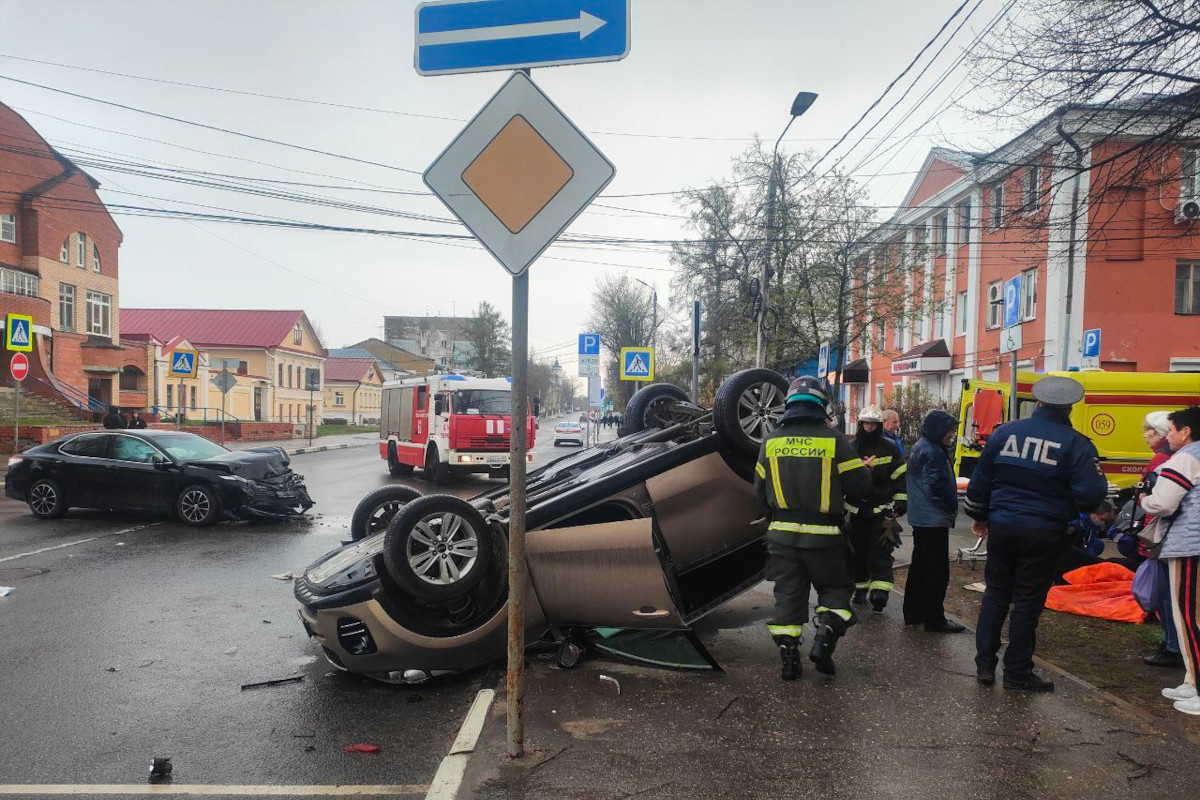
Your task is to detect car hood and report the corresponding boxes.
[184,447,291,479]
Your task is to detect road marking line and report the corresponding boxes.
[0,522,163,564]
[426,688,495,800]
[0,787,426,796]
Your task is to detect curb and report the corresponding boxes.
[284,441,376,456]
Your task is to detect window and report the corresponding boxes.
[1,266,39,297]
[875,321,886,353]
[986,281,1003,329]
[60,237,70,263]
[92,244,101,273]
[60,433,110,458]
[334,391,345,406]
[287,365,293,388]
[1024,164,1040,213]
[990,184,1005,228]
[0,213,15,243]
[278,403,283,420]
[893,319,905,349]
[119,367,142,391]
[190,386,197,409]
[59,284,76,330]
[111,436,165,464]
[1182,149,1198,201]
[1178,261,1200,315]
[77,233,87,267]
[278,363,284,386]
[85,290,112,336]
[166,385,174,409]
[957,200,971,246]
[292,322,303,345]
[955,291,968,337]
[934,214,948,256]
[1020,268,1038,321]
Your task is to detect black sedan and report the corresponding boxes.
[4,430,313,526]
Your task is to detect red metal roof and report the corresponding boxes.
[121,309,310,350]
[324,357,377,383]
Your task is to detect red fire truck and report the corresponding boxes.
[379,375,534,482]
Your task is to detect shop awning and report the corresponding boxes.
[891,340,951,375]
[840,358,870,384]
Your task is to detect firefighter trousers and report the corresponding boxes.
[766,540,855,641]
[848,514,895,592]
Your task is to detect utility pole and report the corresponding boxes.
[691,299,701,403]
[757,155,779,369]
[1057,115,1085,371]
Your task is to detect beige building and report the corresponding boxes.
[323,357,384,424]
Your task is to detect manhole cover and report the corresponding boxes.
[0,567,49,581]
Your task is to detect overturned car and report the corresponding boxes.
[5,430,313,525]
[295,369,790,682]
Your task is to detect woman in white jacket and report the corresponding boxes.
[1142,407,1200,716]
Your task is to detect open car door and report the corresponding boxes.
[955,380,1008,485]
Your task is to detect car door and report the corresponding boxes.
[107,434,177,512]
[55,433,114,508]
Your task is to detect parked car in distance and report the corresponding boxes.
[5,430,313,526]
[553,421,585,447]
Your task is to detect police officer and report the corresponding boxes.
[847,405,908,612]
[966,376,1108,691]
[755,377,871,679]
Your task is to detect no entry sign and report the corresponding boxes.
[10,352,29,381]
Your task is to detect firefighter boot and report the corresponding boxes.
[808,622,842,676]
[852,588,868,606]
[773,635,803,681]
[870,589,889,613]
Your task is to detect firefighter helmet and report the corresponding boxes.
[785,376,829,407]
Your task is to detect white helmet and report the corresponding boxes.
[858,404,884,423]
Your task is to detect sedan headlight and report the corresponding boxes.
[307,535,385,588]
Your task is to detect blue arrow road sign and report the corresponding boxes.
[1003,276,1021,329]
[579,333,600,356]
[415,0,631,76]
[1083,328,1101,358]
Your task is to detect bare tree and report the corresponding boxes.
[586,274,655,409]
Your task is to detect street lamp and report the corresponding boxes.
[757,91,818,369]
[634,277,658,354]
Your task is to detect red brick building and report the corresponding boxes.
[0,101,150,412]
[843,95,1200,414]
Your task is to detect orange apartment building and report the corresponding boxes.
[843,94,1200,415]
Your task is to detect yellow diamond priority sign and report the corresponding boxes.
[424,71,616,276]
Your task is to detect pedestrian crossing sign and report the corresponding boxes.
[620,346,654,382]
[4,313,33,352]
[168,348,199,378]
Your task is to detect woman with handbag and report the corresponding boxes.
[1141,407,1200,716]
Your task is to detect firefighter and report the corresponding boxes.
[755,376,872,679]
[847,405,908,613]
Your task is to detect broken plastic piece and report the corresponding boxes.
[224,647,238,655]
[599,674,621,695]
[341,743,381,754]
[240,675,304,691]
[0,587,13,597]
[148,757,172,782]
[270,572,295,581]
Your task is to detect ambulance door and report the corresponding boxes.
[955,380,1008,482]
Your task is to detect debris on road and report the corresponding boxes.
[224,647,238,655]
[599,674,621,695]
[148,756,172,782]
[716,695,740,720]
[270,572,295,581]
[964,582,987,593]
[341,743,381,754]
[240,675,304,691]
[104,666,119,673]
[0,587,13,597]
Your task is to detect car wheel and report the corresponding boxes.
[27,478,68,519]
[383,495,494,601]
[424,448,448,485]
[624,383,690,434]
[177,484,222,526]
[350,485,424,542]
[387,444,414,477]
[713,368,789,456]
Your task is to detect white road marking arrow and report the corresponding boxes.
[418,11,607,47]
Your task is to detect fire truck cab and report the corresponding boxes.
[379,375,534,483]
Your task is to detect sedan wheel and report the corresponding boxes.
[383,495,494,601]
[178,484,221,526]
[27,478,68,519]
[349,485,423,541]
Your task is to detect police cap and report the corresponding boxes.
[1032,376,1085,408]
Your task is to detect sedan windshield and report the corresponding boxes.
[453,390,511,415]
[153,434,230,462]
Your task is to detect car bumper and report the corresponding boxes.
[223,475,314,521]
[554,436,584,446]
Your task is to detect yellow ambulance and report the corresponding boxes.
[954,371,1200,491]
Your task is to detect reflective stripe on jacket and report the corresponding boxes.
[845,436,906,517]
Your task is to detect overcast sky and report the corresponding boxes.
[0,0,1023,378]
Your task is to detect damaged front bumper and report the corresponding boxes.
[223,472,314,521]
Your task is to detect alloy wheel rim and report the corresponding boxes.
[369,501,405,534]
[30,483,56,515]
[406,512,479,586]
[181,490,210,522]
[738,382,784,444]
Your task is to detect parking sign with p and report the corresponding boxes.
[5,313,33,352]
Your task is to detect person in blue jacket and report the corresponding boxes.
[904,409,964,633]
[965,376,1108,692]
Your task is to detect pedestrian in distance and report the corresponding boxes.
[102,406,125,430]
[882,409,905,456]
[966,377,1108,692]
[127,411,148,430]
[904,409,965,634]
[1141,406,1200,715]
[754,376,871,680]
[1141,410,1183,668]
[846,405,907,613]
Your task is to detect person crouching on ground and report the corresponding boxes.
[755,376,871,680]
[847,405,907,613]
[904,409,965,634]
[1141,406,1200,716]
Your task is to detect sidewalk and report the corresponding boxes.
[462,585,1200,800]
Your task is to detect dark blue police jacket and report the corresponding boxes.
[964,406,1108,531]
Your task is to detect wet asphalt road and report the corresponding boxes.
[0,428,585,796]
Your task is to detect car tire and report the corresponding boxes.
[713,368,789,456]
[350,485,424,542]
[387,444,414,477]
[177,484,222,526]
[424,447,449,485]
[383,495,494,601]
[624,383,690,434]
[27,477,68,519]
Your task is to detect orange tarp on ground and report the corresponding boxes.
[1045,562,1147,624]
